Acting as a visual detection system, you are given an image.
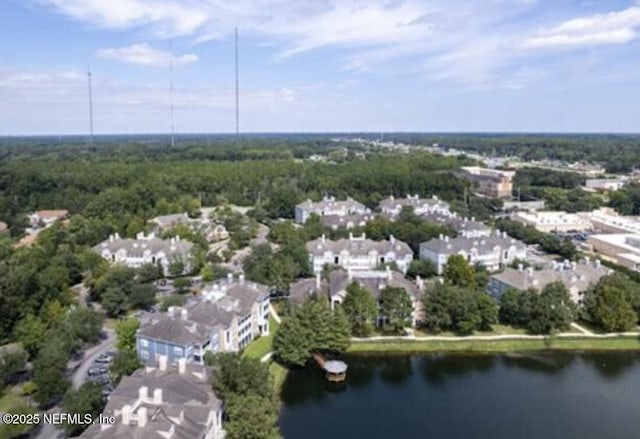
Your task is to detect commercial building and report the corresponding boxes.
[461,167,515,199]
[306,233,413,274]
[80,356,224,439]
[487,259,612,302]
[511,211,592,233]
[419,231,527,274]
[502,200,546,212]
[584,178,628,193]
[295,196,370,224]
[136,274,270,364]
[584,208,640,234]
[93,232,195,276]
[587,233,640,271]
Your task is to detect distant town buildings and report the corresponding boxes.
[488,259,612,302]
[93,232,195,276]
[378,195,450,219]
[587,233,640,271]
[419,231,527,274]
[137,274,270,364]
[583,208,640,234]
[511,211,592,233]
[306,233,413,274]
[502,200,546,212]
[583,177,629,193]
[80,356,224,439]
[295,196,370,224]
[461,166,515,199]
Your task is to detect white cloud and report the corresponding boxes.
[95,43,198,67]
[523,6,640,49]
[38,0,209,36]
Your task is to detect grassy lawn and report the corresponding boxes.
[0,389,26,412]
[269,361,289,393]
[243,315,280,360]
[348,336,640,354]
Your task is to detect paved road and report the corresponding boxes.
[34,330,115,439]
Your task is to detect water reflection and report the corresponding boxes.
[419,354,496,386]
[579,352,639,379]
[500,352,575,375]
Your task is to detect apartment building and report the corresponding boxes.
[295,196,370,224]
[461,166,515,199]
[511,211,593,233]
[378,195,450,219]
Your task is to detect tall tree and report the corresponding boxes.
[61,382,105,436]
[379,287,414,333]
[443,254,477,288]
[582,275,637,332]
[13,314,46,358]
[115,317,140,351]
[341,282,378,336]
[32,339,70,405]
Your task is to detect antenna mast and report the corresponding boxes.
[170,50,175,147]
[235,27,240,137]
[87,68,94,143]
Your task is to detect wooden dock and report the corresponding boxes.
[312,353,347,382]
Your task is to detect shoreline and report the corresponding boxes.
[347,334,640,354]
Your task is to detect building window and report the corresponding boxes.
[334,256,339,265]
[140,350,149,360]
[504,251,509,259]
[380,257,385,264]
[139,339,148,348]
[173,346,183,357]
[151,256,156,264]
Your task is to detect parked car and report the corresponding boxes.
[88,367,108,376]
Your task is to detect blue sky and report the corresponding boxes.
[1,0,640,134]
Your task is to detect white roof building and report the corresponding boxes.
[511,211,593,233]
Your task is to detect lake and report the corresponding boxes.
[279,352,640,439]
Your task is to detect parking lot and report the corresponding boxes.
[86,350,116,399]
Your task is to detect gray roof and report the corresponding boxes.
[289,277,327,303]
[81,362,219,439]
[421,235,526,256]
[379,195,448,211]
[491,261,612,293]
[328,269,421,300]
[320,213,376,229]
[296,196,366,212]
[419,212,490,234]
[306,235,412,257]
[137,316,209,346]
[93,235,193,258]
[149,213,190,229]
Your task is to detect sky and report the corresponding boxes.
[1,0,640,135]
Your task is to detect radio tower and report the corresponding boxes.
[235,27,240,137]
[170,57,175,147]
[87,68,94,143]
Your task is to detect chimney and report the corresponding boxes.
[158,355,168,372]
[122,405,132,426]
[416,275,424,290]
[109,234,114,242]
[315,273,321,289]
[153,388,163,404]
[439,234,444,240]
[444,236,449,243]
[386,265,392,280]
[137,407,147,428]
[139,386,148,402]
[178,358,187,375]
[136,232,143,240]
[585,256,590,265]
[168,306,176,318]
[571,261,577,271]
[595,260,601,268]
[349,232,353,240]
[321,234,326,243]
[239,273,245,284]
[227,272,233,285]
[518,264,524,272]
[348,269,353,281]
[471,217,475,222]
[389,234,396,244]
[180,308,188,320]
[176,235,180,242]
[115,232,120,240]
[526,267,534,276]
[362,232,366,240]
[170,237,175,244]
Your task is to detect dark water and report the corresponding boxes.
[279,352,640,439]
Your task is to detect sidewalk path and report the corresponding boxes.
[570,322,594,335]
[352,331,640,342]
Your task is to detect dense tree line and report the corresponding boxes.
[581,273,640,332]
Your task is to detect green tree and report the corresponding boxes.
[32,340,70,405]
[379,287,414,333]
[0,345,28,389]
[210,354,273,399]
[406,259,437,280]
[583,275,637,332]
[137,263,162,284]
[61,382,105,436]
[128,284,156,309]
[527,282,576,334]
[109,349,142,384]
[66,307,104,346]
[341,282,378,336]
[224,394,282,439]
[476,292,498,331]
[101,287,128,317]
[421,283,453,332]
[443,254,477,288]
[115,317,140,351]
[159,294,186,311]
[14,314,46,358]
[173,277,192,294]
[200,264,215,282]
[168,257,186,277]
[498,289,530,326]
